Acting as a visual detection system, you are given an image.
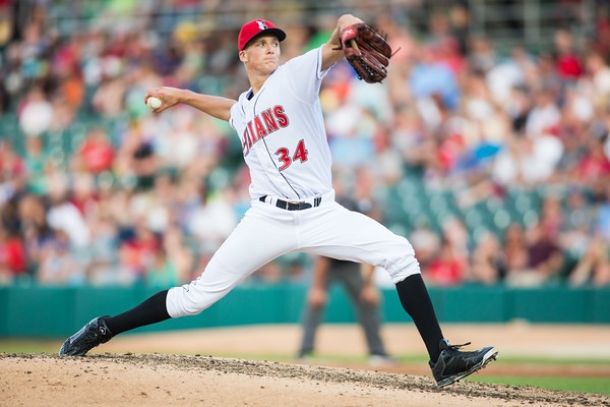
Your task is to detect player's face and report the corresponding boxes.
[240,35,281,74]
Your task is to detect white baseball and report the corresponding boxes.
[146,96,162,109]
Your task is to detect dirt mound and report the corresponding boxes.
[1,353,608,407]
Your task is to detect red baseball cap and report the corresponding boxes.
[238,19,286,51]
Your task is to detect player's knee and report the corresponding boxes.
[166,284,227,318]
[167,258,246,318]
[178,295,209,317]
[382,237,421,283]
[386,255,421,283]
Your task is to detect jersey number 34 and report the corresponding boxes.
[275,139,308,171]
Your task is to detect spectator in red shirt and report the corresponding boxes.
[578,136,610,182]
[74,127,116,174]
[118,220,161,282]
[426,237,467,286]
[554,29,583,80]
[0,227,27,284]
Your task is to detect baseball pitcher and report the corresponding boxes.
[59,14,497,388]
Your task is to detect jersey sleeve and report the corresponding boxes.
[282,47,329,103]
[228,96,243,131]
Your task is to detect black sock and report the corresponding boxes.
[395,274,443,363]
[103,290,171,336]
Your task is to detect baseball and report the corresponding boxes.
[146,96,162,109]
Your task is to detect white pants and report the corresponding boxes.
[166,191,420,318]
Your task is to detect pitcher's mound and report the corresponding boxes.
[0,353,605,406]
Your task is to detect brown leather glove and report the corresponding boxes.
[339,23,393,83]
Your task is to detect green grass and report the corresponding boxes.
[470,376,610,396]
[3,343,610,366]
[482,355,610,366]
[299,353,610,366]
[0,340,60,354]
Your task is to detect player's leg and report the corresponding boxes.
[301,203,443,357]
[59,205,298,356]
[337,264,388,359]
[300,202,497,386]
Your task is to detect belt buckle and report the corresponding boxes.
[283,200,311,211]
[287,200,302,211]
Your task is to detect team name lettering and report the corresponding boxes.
[254,116,267,140]
[261,109,278,132]
[242,105,289,155]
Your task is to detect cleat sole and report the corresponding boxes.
[436,347,498,388]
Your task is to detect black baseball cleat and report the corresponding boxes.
[58,316,113,356]
[429,339,498,388]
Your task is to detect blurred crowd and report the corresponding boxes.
[0,0,609,288]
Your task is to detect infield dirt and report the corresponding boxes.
[2,324,610,406]
[2,353,609,407]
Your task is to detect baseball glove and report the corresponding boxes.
[339,23,393,83]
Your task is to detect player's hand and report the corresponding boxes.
[359,285,379,305]
[144,87,185,113]
[308,286,327,308]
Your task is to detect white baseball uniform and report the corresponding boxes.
[166,47,420,318]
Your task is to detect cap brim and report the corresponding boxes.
[243,28,286,50]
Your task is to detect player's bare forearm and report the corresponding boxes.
[145,87,236,121]
[181,90,236,121]
[321,14,364,70]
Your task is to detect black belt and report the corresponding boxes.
[259,195,322,211]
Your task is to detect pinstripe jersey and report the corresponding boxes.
[229,47,333,200]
